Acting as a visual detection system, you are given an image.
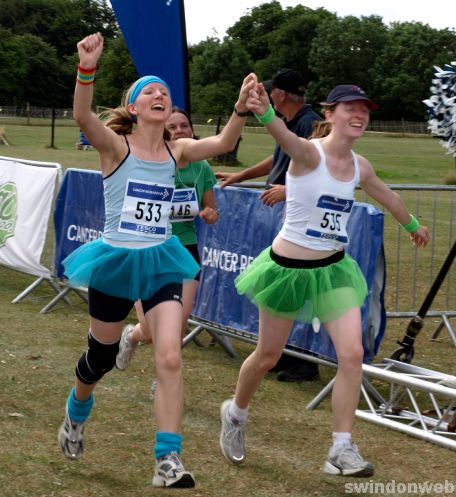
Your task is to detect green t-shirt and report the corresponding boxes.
[172,160,217,245]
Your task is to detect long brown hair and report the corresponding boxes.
[309,102,339,139]
[309,120,332,139]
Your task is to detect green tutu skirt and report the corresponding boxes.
[235,247,367,324]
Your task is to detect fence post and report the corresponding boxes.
[49,108,56,149]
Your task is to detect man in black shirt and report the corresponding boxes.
[217,69,322,381]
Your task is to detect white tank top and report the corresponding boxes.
[279,139,360,251]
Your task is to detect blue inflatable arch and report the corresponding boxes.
[110,0,190,111]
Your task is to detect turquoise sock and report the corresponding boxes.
[67,387,94,422]
[154,431,182,459]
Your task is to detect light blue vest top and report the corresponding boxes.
[103,137,176,244]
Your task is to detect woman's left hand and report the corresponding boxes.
[199,206,219,224]
[235,73,258,114]
[410,225,430,248]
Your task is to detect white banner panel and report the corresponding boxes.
[0,156,61,277]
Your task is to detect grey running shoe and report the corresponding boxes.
[152,452,195,488]
[116,324,137,370]
[58,407,86,460]
[323,442,374,477]
[219,399,246,464]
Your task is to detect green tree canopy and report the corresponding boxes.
[0,0,455,121]
[371,22,456,120]
[0,0,118,57]
[189,38,253,114]
[307,15,388,105]
[94,36,138,108]
[0,28,67,106]
[256,5,335,84]
[0,28,28,105]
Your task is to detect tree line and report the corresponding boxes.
[0,0,455,120]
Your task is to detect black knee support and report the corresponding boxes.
[75,332,120,385]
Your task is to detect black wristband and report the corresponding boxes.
[233,106,249,117]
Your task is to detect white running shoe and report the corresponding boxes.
[116,324,137,370]
[152,452,195,488]
[57,407,86,460]
[219,399,246,464]
[323,442,374,477]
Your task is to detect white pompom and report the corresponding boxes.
[423,60,456,156]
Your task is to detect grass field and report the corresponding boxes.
[0,122,455,183]
[1,124,455,497]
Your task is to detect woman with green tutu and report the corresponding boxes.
[219,82,430,478]
[57,32,255,489]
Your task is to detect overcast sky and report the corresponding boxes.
[183,0,456,45]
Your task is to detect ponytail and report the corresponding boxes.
[309,120,332,139]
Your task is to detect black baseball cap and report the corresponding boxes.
[263,68,306,95]
[325,84,378,109]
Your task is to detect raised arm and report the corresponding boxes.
[175,74,257,163]
[73,33,121,162]
[246,82,317,171]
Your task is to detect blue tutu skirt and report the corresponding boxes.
[63,235,199,301]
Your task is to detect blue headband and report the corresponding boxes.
[128,75,171,105]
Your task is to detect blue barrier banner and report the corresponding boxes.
[110,0,190,110]
[52,170,385,363]
[53,168,104,278]
[193,186,386,363]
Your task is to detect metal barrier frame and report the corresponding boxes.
[186,184,456,451]
[239,183,456,343]
[187,316,456,451]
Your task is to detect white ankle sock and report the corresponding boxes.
[229,400,248,424]
[332,432,352,448]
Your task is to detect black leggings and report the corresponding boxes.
[88,282,183,322]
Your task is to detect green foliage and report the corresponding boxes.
[0,0,455,120]
[307,15,388,103]
[0,28,28,104]
[0,0,119,107]
[94,36,138,108]
[257,6,335,84]
[227,1,286,62]
[190,39,253,115]
[371,23,456,120]
[0,0,118,57]
[194,3,456,120]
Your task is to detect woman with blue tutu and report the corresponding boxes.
[219,81,430,478]
[57,32,255,489]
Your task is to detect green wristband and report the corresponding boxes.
[254,104,276,125]
[401,214,420,233]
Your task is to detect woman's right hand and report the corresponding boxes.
[235,73,257,114]
[215,171,241,188]
[247,83,270,116]
[77,32,104,68]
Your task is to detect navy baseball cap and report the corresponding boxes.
[326,85,378,109]
[263,69,306,95]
